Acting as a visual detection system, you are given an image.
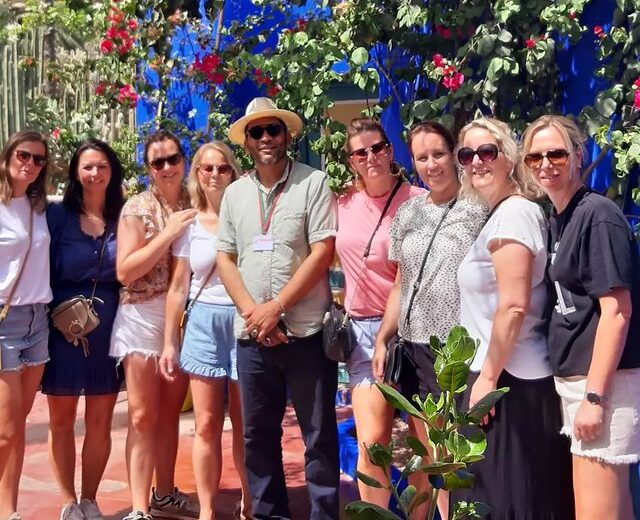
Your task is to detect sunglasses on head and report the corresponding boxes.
[245,123,285,140]
[148,152,182,171]
[198,163,233,175]
[457,143,500,165]
[15,149,47,168]
[349,141,390,162]
[524,149,570,169]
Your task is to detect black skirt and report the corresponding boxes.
[451,370,575,520]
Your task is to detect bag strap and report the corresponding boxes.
[403,196,457,328]
[346,178,403,314]
[0,208,34,323]
[183,230,218,317]
[88,224,111,301]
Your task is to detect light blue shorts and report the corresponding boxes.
[180,302,238,381]
[346,317,382,388]
[0,303,49,372]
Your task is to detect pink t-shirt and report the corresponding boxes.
[336,182,425,317]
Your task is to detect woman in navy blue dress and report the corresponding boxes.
[42,139,125,520]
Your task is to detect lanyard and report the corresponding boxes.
[257,161,292,234]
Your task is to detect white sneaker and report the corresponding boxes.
[79,499,104,520]
[7,514,22,520]
[149,487,199,520]
[121,511,152,520]
[60,502,85,520]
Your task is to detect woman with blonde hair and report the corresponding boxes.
[0,130,51,520]
[523,115,640,520]
[336,118,424,510]
[110,130,198,520]
[160,141,251,520]
[454,117,574,518]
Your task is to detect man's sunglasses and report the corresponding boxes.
[523,149,570,169]
[457,144,500,165]
[198,163,233,175]
[148,153,182,171]
[349,141,390,162]
[15,149,47,168]
[245,124,285,140]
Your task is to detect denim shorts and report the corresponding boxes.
[345,317,382,388]
[180,302,237,381]
[0,303,49,372]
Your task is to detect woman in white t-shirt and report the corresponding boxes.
[0,130,52,520]
[159,142,251,520]
[453,118,574,519]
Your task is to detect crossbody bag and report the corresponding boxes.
[384,197,457,384]
[322,179,403,362]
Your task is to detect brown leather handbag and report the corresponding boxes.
[51,227,109,356]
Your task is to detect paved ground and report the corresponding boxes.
[19,392,357,520]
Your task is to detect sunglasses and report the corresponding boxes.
[349,141,390,162]
[15,149,47,168]
[457,143,500,165]
[523,149,570,169]
[198,163,233,175]
[148,153,182,171]
[245,123,285,140]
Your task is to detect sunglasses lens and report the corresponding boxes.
[247,126,265,140]
[167,153,181,166]
[477,144,499,162]
[15,150,46,167]
[15,150,30,163]
[217,164,232,174]
[265,124,284,137]
[350,149,368,159]
[370,142,388,154]
[457,147,474,165]
[547,150,569,165]
[33,155,47,167]
[524,153,543,168]
[199,164,214,173]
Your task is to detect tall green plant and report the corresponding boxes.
[345,326,508,520]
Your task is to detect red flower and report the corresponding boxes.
[268,84,282,97]
[118,40,133,56]
[432,54,445,68]
[106,25,119,40]
[108,8,124,24]
[296,19,308,31]
[442,65,456,76]
[100,39,114,54]
[210,73,225,85]
[51,127,60,140]
[117,84,138,105]
[442,72,464,92]
[95,82,108,96]
[635,90,640,110]
[127,19,138,30]
[525,38,536,49]
[435,24,452,39]
[568,11,577,20]
[594,25,605,39]
[633,78,640,89]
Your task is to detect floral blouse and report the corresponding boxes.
[119,186,190,305]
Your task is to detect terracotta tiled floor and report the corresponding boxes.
[19,392,356,520]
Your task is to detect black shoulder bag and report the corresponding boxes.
[322,179,403,362]
[384,197,457,384]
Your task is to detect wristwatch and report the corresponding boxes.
[585,391,607,406]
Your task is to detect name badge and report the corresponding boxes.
[252,234,274,252]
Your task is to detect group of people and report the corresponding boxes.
[0,94,638,520]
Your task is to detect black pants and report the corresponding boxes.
[237,332,340,520]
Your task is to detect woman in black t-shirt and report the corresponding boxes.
[522,115,640,520]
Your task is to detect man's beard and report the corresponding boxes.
[252,145,287,166]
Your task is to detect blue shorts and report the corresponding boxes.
[346,317,382,388]
[0,303,49,372]
[180,302,238,380]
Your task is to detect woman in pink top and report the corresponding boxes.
[336,118,424,508]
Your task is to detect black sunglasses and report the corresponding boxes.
[148,153,182,171]
[198,163,233,175]
[524,149,570,169]
[245,123,285,140]
[15,149,47,168]
[349,141,390,161]
[457,143,501,165]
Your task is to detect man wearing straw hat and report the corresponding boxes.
[217,97,339,519]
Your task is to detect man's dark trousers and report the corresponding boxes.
[237,331,340,520]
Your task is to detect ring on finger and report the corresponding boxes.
[250,329,258,338]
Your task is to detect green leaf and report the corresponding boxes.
[365,443,393,469]
[445,431,471,458]
[401,455,424,480]
[376,383,424,420]
[437,361,470,393]
[466,388,509,423]
[428,426,445,445]
[293,31,309,46]
[420,461,466,474]
[351,47,369,66]
[399,485,417,511]
[356,470,383,489]
[406,435,428,456]
[466,426,488,456]
[443,469,475,490]
[345,501,403,520]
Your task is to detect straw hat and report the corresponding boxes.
[228,97,303,146]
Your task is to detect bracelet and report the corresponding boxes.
[273,295,286,314]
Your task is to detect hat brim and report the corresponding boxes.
[228,108,303,146]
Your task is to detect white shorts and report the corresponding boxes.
[109,294,166,362]
[555,368,640,464]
